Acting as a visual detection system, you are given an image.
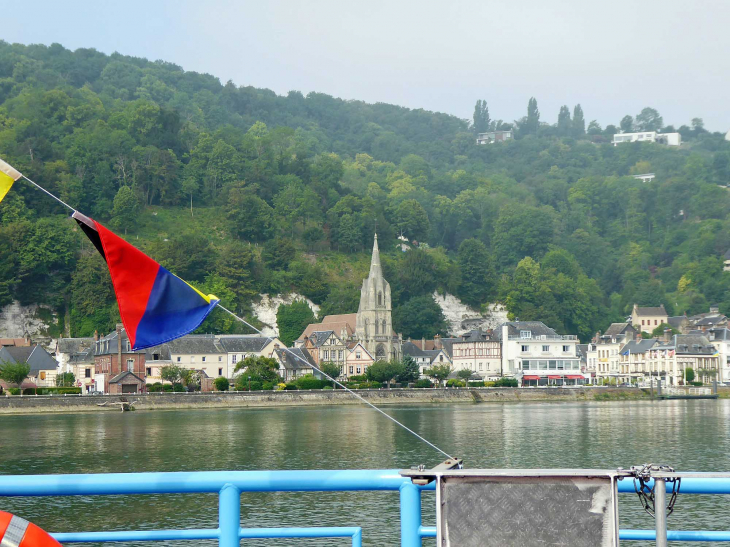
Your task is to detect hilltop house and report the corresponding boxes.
[612,131,681,146]
[630,304,669,332]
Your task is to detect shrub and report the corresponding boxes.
[469,381,485,387]
[494,377,518,387]
[213,377,230,391]
[323,385,333,390]
[484,381,496,387]
[446,379,466,387]
[8,388,20,395]
[172,383,185,392]
[148,382,164,392]
[295,375,327,390]
[691,381,704,387]
[276,383,287,391]
[163,384,173,392]
[348,375,367,382]
[262,382,274,391]
[414,379,433,388]
[284,382,298,390]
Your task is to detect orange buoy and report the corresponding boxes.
[0,511,62,546]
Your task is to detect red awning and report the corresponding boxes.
[566,375,584,380]
[548,375,562,380]
[522,375,540,381]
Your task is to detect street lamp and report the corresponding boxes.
[248,375,251,391]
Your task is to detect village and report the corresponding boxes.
[1,235,727,396]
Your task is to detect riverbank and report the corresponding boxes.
[0,386,677,414]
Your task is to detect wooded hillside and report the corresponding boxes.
[1,41,729,341]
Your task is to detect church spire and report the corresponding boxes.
[368,233,382,278]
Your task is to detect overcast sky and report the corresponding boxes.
[4,0,730,131]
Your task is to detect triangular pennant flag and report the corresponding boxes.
[73,212,219,350]
[0,158,22,204]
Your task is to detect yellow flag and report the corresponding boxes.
[0,157,22,203]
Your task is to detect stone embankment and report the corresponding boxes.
[0,386,684,414]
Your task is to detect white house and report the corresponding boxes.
[476,130,513,144]
[612,131,681,146]
[450,329,502,380]
[500,322,585,386]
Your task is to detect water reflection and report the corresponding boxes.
[1,400,729,546]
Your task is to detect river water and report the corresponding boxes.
[1,400,729,546]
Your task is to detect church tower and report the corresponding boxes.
[356,234,400,361]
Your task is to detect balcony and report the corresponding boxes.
[509,335,577,341]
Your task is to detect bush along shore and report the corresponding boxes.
[0,386,678,414]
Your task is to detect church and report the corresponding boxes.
[296,234,402,363]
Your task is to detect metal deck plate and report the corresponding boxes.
[438,474,618,547]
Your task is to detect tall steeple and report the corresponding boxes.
[368,233,382,278]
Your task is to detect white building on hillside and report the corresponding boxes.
[612,131,681,146]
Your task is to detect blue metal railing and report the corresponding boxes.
[1,470,730,544]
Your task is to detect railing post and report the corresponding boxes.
[400,481,422,547]
[219,483,241,547]
[654,478,667,547]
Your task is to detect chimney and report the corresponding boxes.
[116,323,123,373]
[422,337,426,350]
[663,328,672,343]
[435,334,442,349]
[636,333,642,341]
[94,330,99,342]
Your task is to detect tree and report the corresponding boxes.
[227,190,277,242]
[456,239,494,307]
[557,106,571,136]
[587,120,602,136]
[111,185,139,233]
[366,360,403,387]
[0,361,31,388]
[160,365,183,385]
[635,107,663,132]
[572,104,585,137]
[56,372,75,387]
[234,355,280,385]
[396,355,420,383]
[651,323,678,338]
[457,369,473,383]
[685,367,695,384]
[214,376,230,391]
[391,199,430,242]
[320,362,342,383]
[276,299,316,347]
[472,100,490,134]
[393,295,449,339]
[525,97,540,136]
[425,364,452,385]
[620,115,634,133]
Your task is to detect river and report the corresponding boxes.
[1,400,729,546]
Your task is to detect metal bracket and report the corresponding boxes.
[403,458,463,485]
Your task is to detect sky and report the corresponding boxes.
[3,0,730,131]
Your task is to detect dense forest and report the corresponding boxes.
[1,41,729,342]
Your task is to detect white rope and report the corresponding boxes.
[21,175,77,212]
[217,304,454,460]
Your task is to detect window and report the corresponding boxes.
[356,367,361,374]
[218,356,222,362]
[146,367,151,376]
[520,331,531,339]
[323,350,329,360]
[378,292,382,306]
[642,320,645,325]
[177,357,181,362]
[218,368,223,376]
[202,356,206,362]
[521,345,529,352]
[349,366,354,374]
[356,352,361,359]
[563,345,570,352]
[375,322,379,335]
[232,355,237,363]
[85,368,91,378]
[439,355,444,362]
[542,345,549,352]
[191,356,195,363]
[153,353,159,360]
[338,350,343,360]
[127,359,134,372]
[40,371,46,380]
[655,320,658,325]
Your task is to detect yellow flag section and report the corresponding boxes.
[0,158,22,204]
